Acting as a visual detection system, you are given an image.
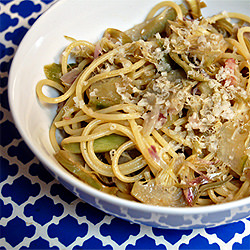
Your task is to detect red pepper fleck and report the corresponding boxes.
[158,113,166,120]
[158,113,167,127]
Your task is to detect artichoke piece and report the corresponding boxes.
[213,19,234,36]
[216,121,250,176]
[63,142,81,154]
[131,179,186,207]
[44,63,77,83]
[184,0,203,19]
[125,4,188,41]
[166,68,186,82]
[103,28,132,45]
[241,156,250,181]
[55,149,103,190]
[169,52,208,81]
[199,176,233,194]
[131,157,187,207]
[197,81,213,95]
[88,77,122,109]
[44,63,62,83]
[62,134,129,154]
[185,175,233,205]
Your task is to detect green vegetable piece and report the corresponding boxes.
[44,63,78,83]
[93,134,128,153]
[199,176,233,194]
[131,178,187,206]
[161,54,177,72]
[95,103,109,110]
[198,81,213,95]
[192,175,233,204]
[125,4,188,41]
[63,142,81,154]
[169,52,208,81]
[241,156,250,181]
[217,121,250,176]
[104,28,132,45]
[62,134,128,154]
[213,18,234,35]
[55,150,103,190]
[88,77,122,109]
[44,63,62,83]
[185,0,202,19]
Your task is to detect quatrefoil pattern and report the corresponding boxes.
[1,1,250,249]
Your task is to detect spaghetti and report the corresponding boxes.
[36,0,250,207]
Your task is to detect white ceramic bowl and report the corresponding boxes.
[8,0,250,229]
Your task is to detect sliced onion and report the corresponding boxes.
[60,68,80,85]
[142,104,160,136]
[131,179,186,207]
[216,121,249,175]
[94,42,102,59]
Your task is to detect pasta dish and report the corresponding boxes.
[36,0,250,207]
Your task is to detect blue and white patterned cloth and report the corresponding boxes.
[1,0,250,249]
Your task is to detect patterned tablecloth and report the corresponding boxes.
[1,0,250,249]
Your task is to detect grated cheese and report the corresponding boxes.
[100,17,250,155]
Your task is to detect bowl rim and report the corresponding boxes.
[8,0,250,217]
